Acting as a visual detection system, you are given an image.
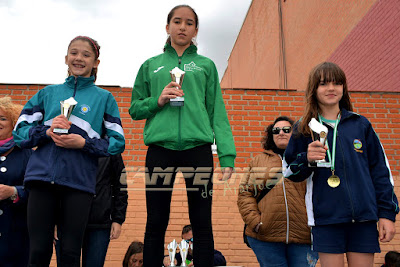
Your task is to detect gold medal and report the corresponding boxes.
[327,174,340,188]
[317,115,341,188]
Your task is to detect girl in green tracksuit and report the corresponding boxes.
[129,4,236,267]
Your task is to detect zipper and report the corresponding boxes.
[283,174,290,243]
[279,154,290,244]
[178,107,182,150]
[338,133,356,222]
[73,76,78,97]
[324,117,357,223]
[50,76,78,184]
[177,57,182,149]
[50,144,59,184]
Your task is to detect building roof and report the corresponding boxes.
[221,0,399,92]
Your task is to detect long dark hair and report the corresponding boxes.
[298,62,353,136]
[262,116,294,150]
[164,5,199,50]
[122,241,144,267]
[67,36,100,81]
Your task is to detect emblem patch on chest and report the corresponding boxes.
[184,61,203,72]
[79,104,91,115]
[353,139,363,153]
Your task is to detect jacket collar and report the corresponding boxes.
[164,43,197,56]
[264,149,279,156]
[339,108,359,121]
[64,76,95,90]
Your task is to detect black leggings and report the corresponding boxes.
[144,144,214,267]
[27,181,92,267]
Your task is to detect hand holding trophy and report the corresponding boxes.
[308,118,330,168]
[170,67,185,106]
[53,97,77,134]
[309,117,341,188]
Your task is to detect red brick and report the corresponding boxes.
[8,83,400,267]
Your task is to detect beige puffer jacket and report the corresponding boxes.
[237,150,311,244]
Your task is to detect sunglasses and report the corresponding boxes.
[185,237,193,243]
[272,126,292,135]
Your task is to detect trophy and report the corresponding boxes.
[178,239,190,266]
[53,97,77,134]
[170,67,185,106]
[167,239,178,267]
[211,138,217,155]
[308,118,330,167]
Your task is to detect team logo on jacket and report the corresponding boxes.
[184,61,203,72]
[80,104,91,115]
[353,139,363,153]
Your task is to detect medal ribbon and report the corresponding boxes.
[318,114,340,173]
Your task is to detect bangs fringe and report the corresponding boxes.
[315,62,346,85]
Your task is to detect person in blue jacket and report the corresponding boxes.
[55,154,128,267]
[13,36,125,267]
[80,154,128,267]
[283,62,398,267]
[0,97,32,267]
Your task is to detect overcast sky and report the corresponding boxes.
[0,0,251,87]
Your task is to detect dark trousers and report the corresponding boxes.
[55,228,110,267]
[144,144,214,267]
[82,228,111,267]
[27,181,92,267]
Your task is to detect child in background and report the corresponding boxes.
[123,241,144,267]
[382,251,400,267]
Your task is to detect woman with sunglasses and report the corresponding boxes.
[237,116,318,267]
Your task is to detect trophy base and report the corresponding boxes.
[211,144,217,155]
[53,128,69,135]
[170,97,184,107]
[170,101,184,107]
[316,160,331,168]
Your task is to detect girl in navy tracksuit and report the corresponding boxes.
[283,62,398,267]
[13,36,125,267]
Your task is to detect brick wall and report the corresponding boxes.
[2,84,400,266]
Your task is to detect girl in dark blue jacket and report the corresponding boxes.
[13,36,125,267]
[284,62,398,267]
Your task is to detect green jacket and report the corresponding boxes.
[129,44,236,167]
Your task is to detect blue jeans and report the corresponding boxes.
[82,228,110,267]
[56,227,110,267]
[247,236,319,267]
